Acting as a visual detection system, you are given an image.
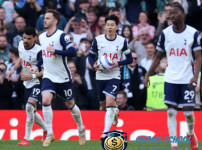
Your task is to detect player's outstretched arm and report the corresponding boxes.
[144,51,164,87]
[8,58,21,81]
[188,50,201,90]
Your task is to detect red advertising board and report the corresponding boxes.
[0,111,201,141]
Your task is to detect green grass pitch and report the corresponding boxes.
[0,140,201,150]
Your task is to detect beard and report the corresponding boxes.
[0,46,6,51]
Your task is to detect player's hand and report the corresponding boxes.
[93,61,103,71]
[8,69,15,81]
[110,62,118,69]
[144,73,150,87]
[21,73,33,81]
[47,44,55,54]
[73,74,82,84]
[30,66,38,73]
[188,76,198,90]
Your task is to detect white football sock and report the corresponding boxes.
[70,104,84,131]
[42,105,53,135]
[184,111,195,135]
[103,107,116,135]
[167,108,177,147]
[34,112,47,131]
[24,103,35,141]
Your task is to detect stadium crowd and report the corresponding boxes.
[0,0,201,110]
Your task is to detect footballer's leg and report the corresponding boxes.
[58,81,86,145]
[164,82,179,149]
[34,111,47,143]
[65,100,86,145]
[18,99,37,145]
[42,92,54,147]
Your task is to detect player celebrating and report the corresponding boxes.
[88,15,132,138]
[8,27,47,145]
[144,3,201,150]
[31,9,86,147]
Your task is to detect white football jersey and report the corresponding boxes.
[157,25,201,84]
[18,41,41,88]
[90,34,128,80]
[39,29,73,83]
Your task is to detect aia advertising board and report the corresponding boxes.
[0,111,201,141]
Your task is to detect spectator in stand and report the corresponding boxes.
[35,0,67,32]
[101,0,121,9]
[0,19,8,35]
[121,25,133,43]
[146,58,168,111]
[0,35,10,64]
[141,41,156,71]
[0,63,13,109]
[6,47,24,109]
[120,52,147,110]
[155,4,172,41]
[75,0,90,21]
[116,91,135,110]
[64,16,93,48]
[68,61,88,110]
[132,11,155,39]
[95,15,105,37]
[90,0,106,16]
[87,8,99,35]
[109,8,130,35]
[1,0,16,23]
[75,38,99,110]
[0,7,9,26]
[14,0,42,27]
[7,16,26,48]
[128,27,150,64]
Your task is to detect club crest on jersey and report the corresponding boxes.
[42,50,56,57]
[169,48,187,56]
[103,53,118,60]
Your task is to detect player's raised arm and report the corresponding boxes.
[8,57,21,80]
[46,33,77,57]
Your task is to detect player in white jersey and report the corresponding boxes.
[88,15,132,138]
[31,9,86,147]
[144,3,201,150]
[8,27,47,145]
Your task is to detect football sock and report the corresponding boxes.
[24,103,35,141]
[70,104,84,131]
[103,107,116,134]
[167,108,177,147]
[42,105,53,135]
[184,111,195,135]
[34,112,47,131]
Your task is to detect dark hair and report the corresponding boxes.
[47,0,57,10]
[0,63,7,70]
[145,41,155,47]
[46,9,61,25]
[9,47,19,57]
[105,15,119,25]
[138,11,149,23]
[117,91,127,99]
[0,6,5,11]
[121,25,133,43]
[87,7,98,17]
[111,8,120,13]
[171,2,185,13]
[24,27,36,37]
[80,0,89,4]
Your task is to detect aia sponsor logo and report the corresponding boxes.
[42,50,56,57]
[169,48,187,56]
